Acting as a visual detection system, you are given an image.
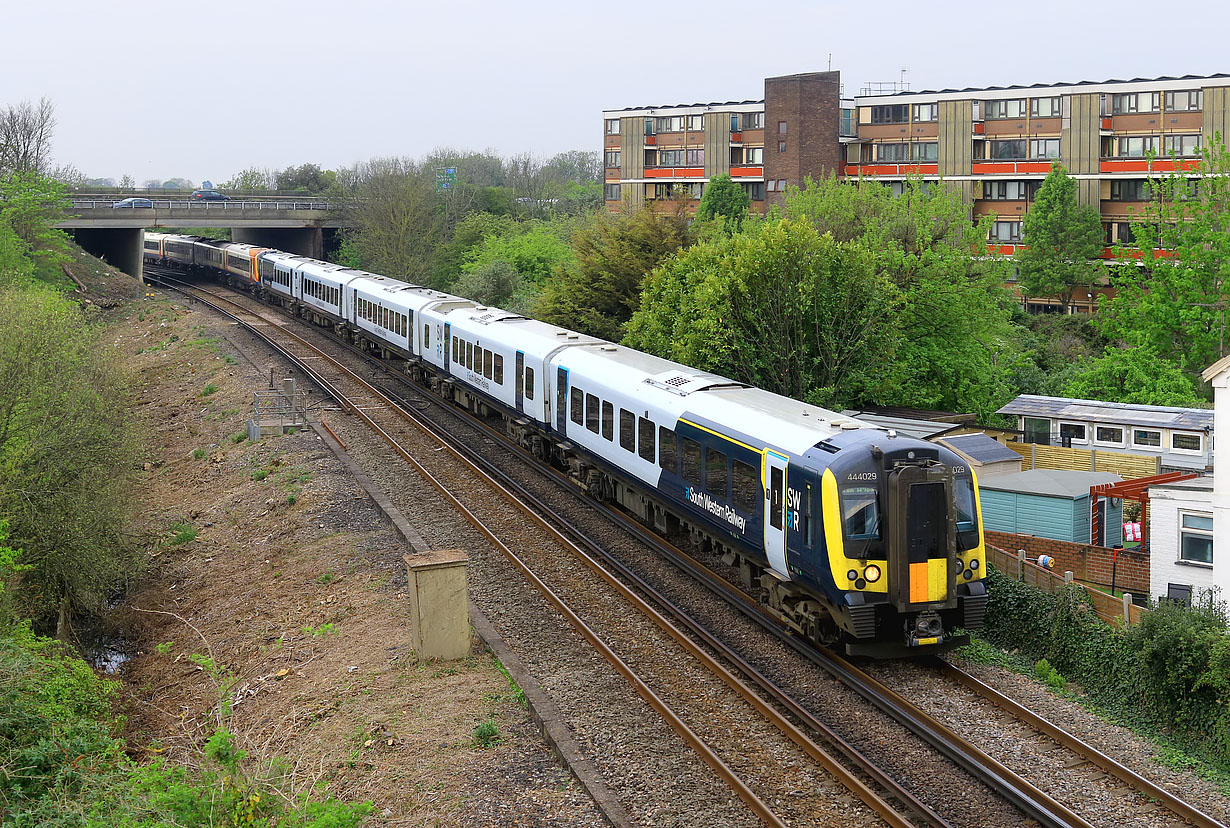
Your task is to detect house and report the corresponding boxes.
[979,469,1123,546]
[997,394,1213,472]
[935,433,1024,478]
[1149,357,1229,603]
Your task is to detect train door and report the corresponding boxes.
[443,322,451,371]
[555,367,568,435]
[515,351,525,414]
[886,465,955,608]
[763,451,790,578]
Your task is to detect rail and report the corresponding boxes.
[70,199,334,211]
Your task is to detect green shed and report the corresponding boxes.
[979,469,1124,546]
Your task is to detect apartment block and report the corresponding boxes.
[604,72,1230,309]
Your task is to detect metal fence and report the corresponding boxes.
[70,199,333,211]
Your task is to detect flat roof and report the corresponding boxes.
[840,410,958,440]
[996,394,1213,431]
[979,469,1122,499]
[603,100,764,118]
[856,73,1230,105]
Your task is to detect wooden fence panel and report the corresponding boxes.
[1002,441,1160,479]
[986,543,1145,627]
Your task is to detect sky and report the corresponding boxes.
[4,0,1228,186]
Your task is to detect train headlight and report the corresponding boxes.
[970,559,980,570]
[951,558,964,573]
[863,564,881,583]
[847,569,859,582]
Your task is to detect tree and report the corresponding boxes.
[543,150,602,184]
[0,172,72,256]
[336,157,445,286]
[0,98,55,175]
[118,174,135,189]
[1017,163,1106,312]
[696,173,750,226]
[222,167,274,191]
[1098,135,1230,371]
[536,204,691,341]
[1063,346,1206,407]
[161,177,194,190]
[274,163,334,193]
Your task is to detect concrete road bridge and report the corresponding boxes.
[60,197,349,279]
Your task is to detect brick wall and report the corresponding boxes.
[764,71,842,208]
[984,530,1150,594]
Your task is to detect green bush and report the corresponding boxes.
[981,565,1230,775]
[473,719,499,748]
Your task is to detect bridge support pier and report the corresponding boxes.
[71,228,143,282]
[232,227,323,259]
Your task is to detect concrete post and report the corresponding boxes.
[1064,570,1074,585]
[1017,549,1026,580]
[404,550,470,661]
[1122,593,1133,625]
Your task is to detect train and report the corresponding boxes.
[143,232,988,657]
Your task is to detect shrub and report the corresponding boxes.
[473,719,499,748]
[168,521,197,545]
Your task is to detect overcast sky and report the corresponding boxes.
[5,0,1227,185]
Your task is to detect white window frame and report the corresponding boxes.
[1057,421,1088,444]
[1170,431,1204,455]
[1132,428,1162,449]
[605,119,620,135]
[686,115,704,131]
[1178,511,1214,566]
[913,103,938,122]
[1093,425,1125,447]
[745,147,764,165]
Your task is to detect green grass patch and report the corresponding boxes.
[201,383,219,397]
[230,431,247,444]
[167,521,197,545]
[473,720,500,748]
[191,448,207,460]
[250,469,268,482]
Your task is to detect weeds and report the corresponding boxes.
[315,572,335,585]
[302,623,337,638]
[191,448,207,460]
[473,720,499,748]
[167,521,197,545]
[201,383,219,396]
[231,431,247,444]
[251,469,268,482]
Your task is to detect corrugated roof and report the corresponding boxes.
[606,99,764,113]
[937,433,1023,465]
[840,410,958,440]
[996,395,1213,430]
[979,469,1122,499]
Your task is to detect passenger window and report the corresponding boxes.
[602,401,613,441]
[525,367,535,400]
[803,483,815,547]
[682,438,702,483]
[571,388,584,424]
[494,354,503,384]
[452,336,458,363]
[585,394,600,433]
[619,409,635,452]
[658,427,677,473]
[638,417,655,463]
[483,349,493,380]
[467,342,474,369]
[705,448,728,497]
[732,461,758,511]
[423,324,428,346]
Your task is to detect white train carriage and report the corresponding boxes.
[346,273,422,357]
[256,250,311,304]
[192,238,229,271]
[161,234,201,267]
[143,232,167,264]
[294,259,352,324]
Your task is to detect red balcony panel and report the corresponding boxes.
[1151,158,1201,172]
[643,167,705,179]
[644,136,657,145]
[730,166,763,177]
[644,168,673,178]
[972,162,1018,174]
[973,122,986,134]
[1101,117,1113,129]
[1100,159,1150,173]
[731,131,743,142]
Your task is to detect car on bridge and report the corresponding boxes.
[112,197,154,208]
[191,189,230,201]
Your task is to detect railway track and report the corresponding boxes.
[144,268,1228,828]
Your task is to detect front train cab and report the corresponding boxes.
[818,431,987,658]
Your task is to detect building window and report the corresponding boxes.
[1165,90,1203,111]
[913,103,938,122]
[644,117,655,136]
[1171,432,1203,453]
[1030,138,1061,159]
[1058,422,1087,444]
[877,143,910,162]
[1031,96,1061,117]
[1133,428,1162,448]
[1094,426,1124,446]
[870,104,909,124]
[605,118,620,135]
[686,148,704,165]
[744,112,764,129]
[1179,512,1214,564]
[778,140,786,153]
[1118,136,1159,158]
[604,183,620,201]
[1112,92,1160,114]
[730,113,740,132]
[1110,180,1151,201]
[778,120,787,134]
[744,182,764,200]
[1164,134,1202,156]
[686,114,704,131]
[840,108,856,136]
[745,147,763,165]
[911,142,938,162]
[766,179,777,192]
[990,221,1022,242]
[983,180,1029,201]
[604,150,620,167]
[985,99,1027,119]
[989,139,1027,160]
[656,115,684,133]
[777,179,787,191]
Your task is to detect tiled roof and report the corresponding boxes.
[996,395,1213,430]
